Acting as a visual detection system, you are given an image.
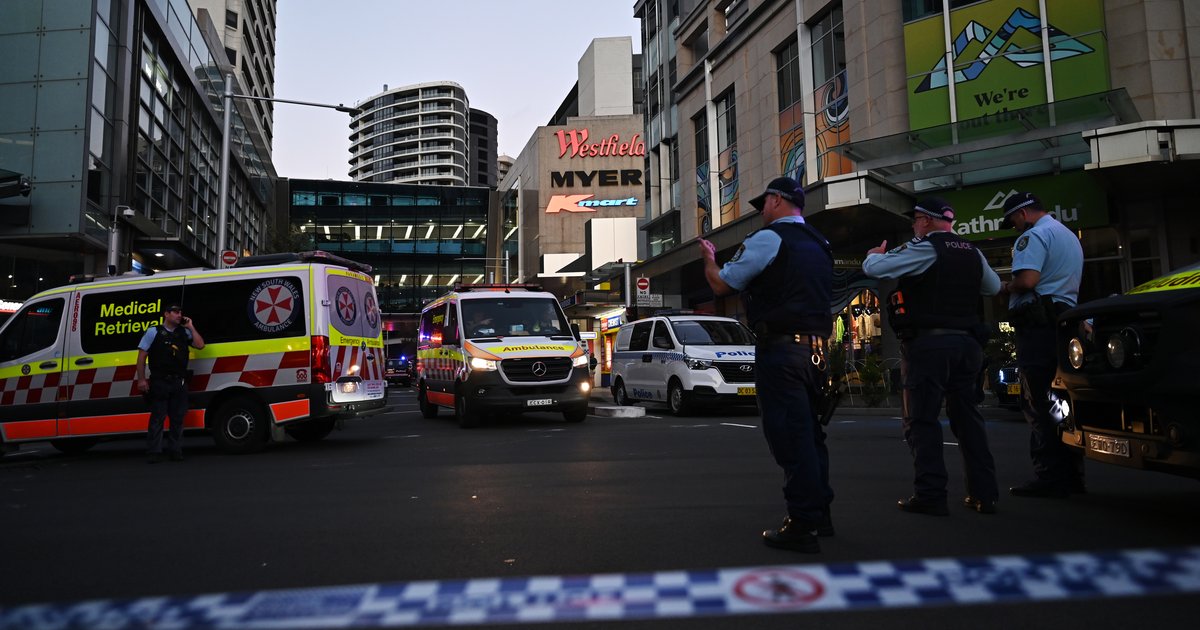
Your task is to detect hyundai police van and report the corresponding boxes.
[610,313,757,415]
[0,251,387,455]
[416,284,592,427]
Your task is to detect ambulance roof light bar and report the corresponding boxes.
[235,251,373,274]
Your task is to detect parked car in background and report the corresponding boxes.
[1053,261,1200,479]
[989,361,1021,410]
[385,357,413,387]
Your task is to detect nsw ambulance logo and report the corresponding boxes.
[335,287,357,326]
[363,292,379,329]
[248,279,298,333]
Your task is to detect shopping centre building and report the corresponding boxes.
[627,0,1198,362]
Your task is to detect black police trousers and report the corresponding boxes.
[900,334,998,502]
[755,341,834,528]
[1016,324,1084,487]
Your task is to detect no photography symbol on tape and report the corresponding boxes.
[733,568,825,607]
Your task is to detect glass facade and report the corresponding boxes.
[287,180,489,313]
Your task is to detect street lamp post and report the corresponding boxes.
[217,73,359,266]
[456,257,511,284]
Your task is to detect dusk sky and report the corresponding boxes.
[272,0,642,180]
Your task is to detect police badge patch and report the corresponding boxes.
[729,245,746,263]
[1016,235,1030,252]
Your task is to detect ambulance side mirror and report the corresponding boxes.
[571,323,581,340]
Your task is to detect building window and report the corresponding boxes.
[810,5,852,179]
[693,111,711,234]
[776,37,805,183]
[714,89,739,224]
[224,47,236,65]
[902,0,975,23]
[721,0,748,31]
[225,10,238,29]
[647,214,680,258]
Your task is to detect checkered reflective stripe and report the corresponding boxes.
[64,365,140,400]
[329,345,383,382]
[0,371,66,406]
[3,547,1198,628]
[418,351,464,382]
[188,351,311,390]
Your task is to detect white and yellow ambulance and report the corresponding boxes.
[416,284,592,427]
[0,251,386,454]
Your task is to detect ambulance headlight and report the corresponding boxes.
[572,354,589,368]
[1067,338,1085,370]
[685,358,712,370]
[469,357,498,371]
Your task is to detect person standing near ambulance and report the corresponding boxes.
[135,303,204,462]
[700,176,834,554]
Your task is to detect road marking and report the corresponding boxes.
[4,547,1198,628]
[944,442,959,446]
[720,422,757,429]
[382,435,422,440]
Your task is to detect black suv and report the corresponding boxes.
[385,357,414,387]
[1053,262,1200,479]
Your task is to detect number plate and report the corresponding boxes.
[1088,434,1131,458]
[737,387,756,396]
[1007,383,1021,395]
[526,398,553,407]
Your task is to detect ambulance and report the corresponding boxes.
[416,284,592,427]
[0,251,387,455]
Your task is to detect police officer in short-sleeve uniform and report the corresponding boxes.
[1000,192,1086,498]
[862,198,1002,515]
[700,176,834,554]
[135,303,204,463]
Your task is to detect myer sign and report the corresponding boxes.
[941,171,1108,241]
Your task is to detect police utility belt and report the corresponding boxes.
[1008,294,1071,329]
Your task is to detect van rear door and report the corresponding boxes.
[324,268,385,403]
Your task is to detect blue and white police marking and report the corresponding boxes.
[4,547,1199,628]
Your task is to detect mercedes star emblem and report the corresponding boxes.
[531,361,548,377]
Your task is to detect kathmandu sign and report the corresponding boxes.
[940,171,1108,241]
[546,194,640,213]
[556,129,645,159]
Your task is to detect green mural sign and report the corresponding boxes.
[940,171,1109,241]
[905,0,1110,130]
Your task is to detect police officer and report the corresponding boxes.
[135,303,204,463]
[862,198,1001,515]
[699,176,834,553]
[1000,192,1085,498]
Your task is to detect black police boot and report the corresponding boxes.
[963,495,997,514]
[897,496,949,516]
[762,517,820,553]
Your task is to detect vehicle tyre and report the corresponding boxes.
[667,379,690,416]
[455,387,481,429]
[284,417,336,442]
[418,382,439,418]
[563,404,588,423]
[209,395,269,454]
[50,437,99,455]
[612,378,630,406]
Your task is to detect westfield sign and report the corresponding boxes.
[555,128,645,159]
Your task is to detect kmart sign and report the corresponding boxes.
[941,171,1108,241]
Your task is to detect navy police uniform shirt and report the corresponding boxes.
[1009,214,1083,310]
[718,216,806,291]
[862,231,1001,295]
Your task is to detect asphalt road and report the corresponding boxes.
[2,386,1199,629]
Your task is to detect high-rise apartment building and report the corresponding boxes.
[190,0,278,152]
[468,108,498,188]
[349,82,497,187]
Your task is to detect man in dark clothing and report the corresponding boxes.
[700,176,834,553]
[135,303,205,462]
[862,198,1002,515]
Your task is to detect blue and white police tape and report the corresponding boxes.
[4,546,1200,628]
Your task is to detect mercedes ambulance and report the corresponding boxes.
[0,251,387,455]
[416,284,592,427]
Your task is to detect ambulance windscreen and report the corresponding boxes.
[462,298,570,339]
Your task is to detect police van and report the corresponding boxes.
[416,284,592,427]
[0,251,387,455]
[610,313,757,415]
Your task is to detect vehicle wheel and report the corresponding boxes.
[667,379,690,416]
[209,396,269,454]
[563,404,588,423]
[612,378,630,406]
[50,437,99,455]
[284,417,336,442]
[418,382,439,418]
[455,387,481,428]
